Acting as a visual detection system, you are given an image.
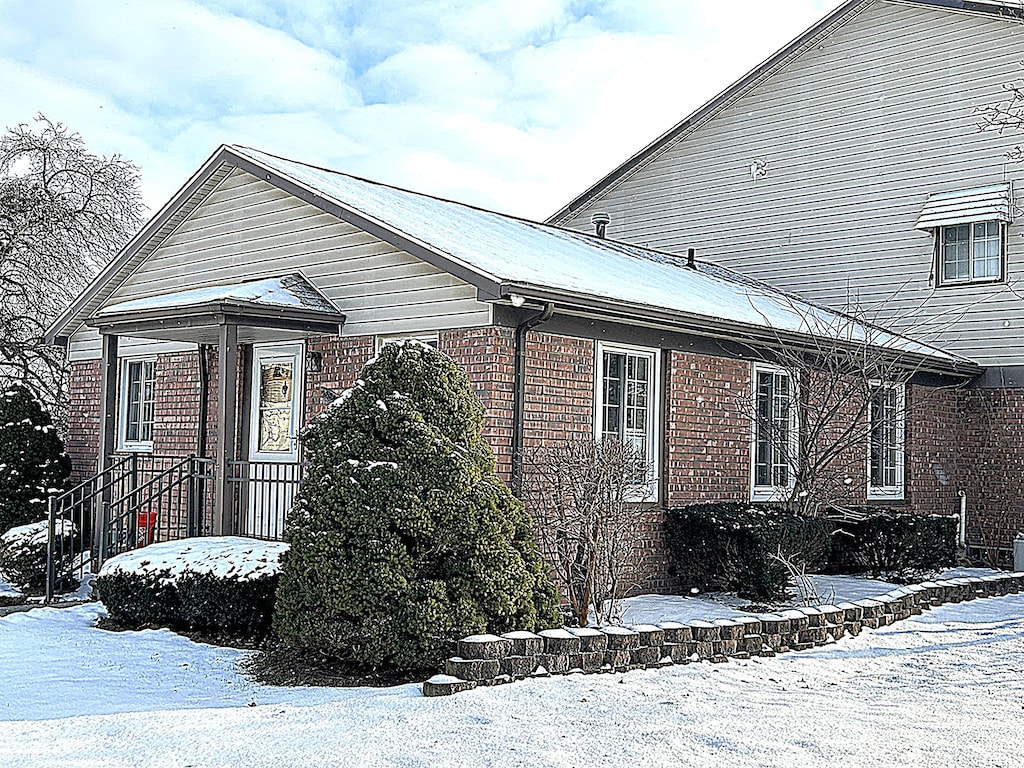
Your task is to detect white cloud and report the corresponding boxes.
[0,0,848,218]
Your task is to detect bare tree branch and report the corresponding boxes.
[0,115,144,428]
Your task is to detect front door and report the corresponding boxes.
[245,342,304,538]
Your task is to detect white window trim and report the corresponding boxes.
[118,356,156,453]
[749,363,799,503]
[936,220,1005,287]
[375,333,439,353]
[867,381,906,501]
[593,341,661,503]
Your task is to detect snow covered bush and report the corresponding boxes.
[664,503,832,601]
[273,340,559,672]
[0,386,71,534]
[0,519,75,594]
[95,538,287,638]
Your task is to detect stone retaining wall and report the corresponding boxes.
[422,573,1024,696]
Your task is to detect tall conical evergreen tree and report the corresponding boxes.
[0,385,71,533]
[273,341,559,671]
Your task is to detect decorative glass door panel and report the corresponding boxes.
[246,343,303,538]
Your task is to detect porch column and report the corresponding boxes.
[95,332,119,559]
[214,322,239,535]
[97,333,120,473]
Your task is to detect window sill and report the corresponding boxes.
[935,277,1005,289]
[750,487,793,503]
[117,443,154,454]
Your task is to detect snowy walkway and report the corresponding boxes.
[2,584,1023,766]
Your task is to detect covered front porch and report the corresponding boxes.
[46,275,345,597]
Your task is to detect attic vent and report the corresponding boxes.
[591,212,610,238]
[915,184,1012,230]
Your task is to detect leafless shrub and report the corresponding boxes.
[522,438,653,626]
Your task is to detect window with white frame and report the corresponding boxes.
[939,221,1003,285]
[596,343,659,497]
[751,364,797,501]
[868,382,905,499]
[119,358,156,451]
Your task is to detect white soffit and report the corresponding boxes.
[915,183,1013,230]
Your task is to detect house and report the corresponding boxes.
[45,142,978,591]
[549,0,1024,563]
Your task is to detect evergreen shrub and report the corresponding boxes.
[94,538,284,639]
[0,386,71,533]
[95,570,279,637]
[664,503,832,601]
[0,519,76,595]
[94,569,181,627]
[828,513,957,579]
[273,340,559,672]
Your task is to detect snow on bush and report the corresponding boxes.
[0,518,76,594]
[98,537,288,583]
[95,537,289,639]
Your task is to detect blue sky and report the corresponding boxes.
[0,0,845,219]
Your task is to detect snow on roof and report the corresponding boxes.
[232,146,967,365]
[98,274,338,317]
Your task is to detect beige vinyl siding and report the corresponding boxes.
[68,168,491,360]
[559,0,1024,366]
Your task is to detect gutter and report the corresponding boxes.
[511,301,555,496]
[498,282,981,380]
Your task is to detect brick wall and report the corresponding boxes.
[303,334,376,424]
[906,384,962,517]
[442,327,516,482]
[956,387,1024,557]
[61,329,1024,579]
[67,360,102,481]
[665,351,750,505]
[152,351,203,457]
[523,331,594,450]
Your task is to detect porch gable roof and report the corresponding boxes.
[87,274,345,345]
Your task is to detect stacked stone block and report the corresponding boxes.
[423,572,1024,695]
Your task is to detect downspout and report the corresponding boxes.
[957,489,967,549]
[511,302,555,496]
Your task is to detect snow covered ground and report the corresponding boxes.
[3,570,1023,766]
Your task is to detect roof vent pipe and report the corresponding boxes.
[591,212,610,239]
[686,247,696,269]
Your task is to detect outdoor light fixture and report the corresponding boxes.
[509,294,526,308]
[306,350,323,373]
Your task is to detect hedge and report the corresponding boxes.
[828,513,958,579]
[94,537,285,641]
[663,503,832,601]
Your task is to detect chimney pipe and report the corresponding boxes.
[591,212,610,239]
[686,247,696,269]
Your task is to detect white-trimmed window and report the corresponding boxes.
[867,382,905,500]
[750,364,798,502]
[939,221,1003,285]
[595,342,659,499]
[915,184,1011,286]
[119,358,156,451]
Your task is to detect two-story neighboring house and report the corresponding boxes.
[550,0,1024,562]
